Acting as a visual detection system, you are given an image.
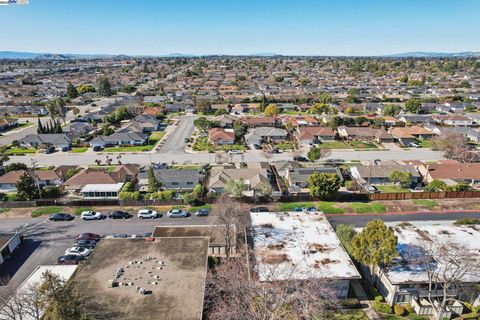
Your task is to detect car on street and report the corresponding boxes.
[61,146,71,152]
[92,146,103,152]
[194,208,209,216]
[57,255,84,265]
[80,211,105,220]
[137,209,160,219]
[184,138,191,143]
[108,211,133,219]
[167,209,188,218]
[293,156,308,162]
[65,246,91,257]
[45,146,55,154]
[75,239,97,249]
[49,213,75,221]
[228,150,243,154]
[249,206,269,213]
[75,233,101,241]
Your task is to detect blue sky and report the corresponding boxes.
[1,0,479,56]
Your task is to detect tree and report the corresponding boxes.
[214,195,240,258]
[193,117,212,134]
[45,98,66,122]
[37,118,45,134]
[308,173,341,199]
[16,171,39,201]
[335,224,355,255]
[224,179,249,197]
[388,170,413,188]
[102,124,114,136]
[431,132,468,160]
[97,76,112,97]
[405,98,421,114]
[66,82,78,99]
[0,146,10,167]
[424,179,447,192]
[147,166,161,193]
[195,100,211,113]
[77,84,95,95]
[233,120,247,142]
[264,104,279,116]
[383,104,402,116]
[351,219,397,283]
[317,92,333,104]
[307,146,331,162]
[406,240,480,320]
[311,103,330,115]
[5,162,28,172]
[329,116,343,129]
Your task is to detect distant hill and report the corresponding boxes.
[0,51,115,59]
[386,51,480,58]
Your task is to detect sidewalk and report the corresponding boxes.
[351,280,380,320]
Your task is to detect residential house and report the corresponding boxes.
[0,118,18,131]
[89,132,148,148]
[419,162,480,186]
[80,183,124,199]
[216,114,237,128]
[337,126,394,143]
[390,126,436,146]
[282,115,320,127]
[232,103,260,114]
[350,163,421,186]
[63,165,138,192]
[0,170,62,192]
[245,127,288,145]
[151,168,202,191]
[432,114,474,127]
[272,161,302,178]
[18,134,71,149]
[63,122,93,138]
[208,128,235,145]
[285,166,342,194]
[242,116,277,127]
[398,114,436,125]
[207,167,270,195]
[118,114,161,133]
[294,126,335,145]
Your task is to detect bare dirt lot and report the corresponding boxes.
[72,237,209,320]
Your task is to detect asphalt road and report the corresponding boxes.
[158,114,197,153]
[2,210,479,290]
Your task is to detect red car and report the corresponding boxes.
[75,233,101,241]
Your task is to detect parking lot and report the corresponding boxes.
[0,213,213,289]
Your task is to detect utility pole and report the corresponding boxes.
[31,159,42,198]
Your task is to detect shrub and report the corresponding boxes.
[342,298,361,309]
[345,181,356,191]
[147,190,175,200]
[454,218,480,225]
[41,185,61,198]
[118,191,142,200]
[374,295,385,303]
[372,301,392,314]
[394,304,405,316]
[404,303,414,315]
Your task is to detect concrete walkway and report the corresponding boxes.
[351,280,380,320]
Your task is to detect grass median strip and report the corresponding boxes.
[412,199,438,209]
[31,206,64,217]
[349,202,386,214]
[277,202,315,211]
[317,201,345,214]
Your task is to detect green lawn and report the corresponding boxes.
[418,139,432,148]
[148,131,166,145]
[5,148,37,155]
[348,141,379,149]
[189,204,212,211]
[318,201,345,214]
[376,185,411,193]
[349,202,387,213]
[332,310,369,320]
[278,202,316,211]
[318,141,350,149]
[88,165,117,172]
[104,145,153,152]
[31,206,64,218]
[413,199,438,209]
[71,147,87,153]
[275,143,295,150]
[192,137,213,152]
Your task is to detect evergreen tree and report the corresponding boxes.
[97,76,112,97]
[37,118,44,134]
[66,82,79,99]
[16,171,39,200]
[147,166,161,192]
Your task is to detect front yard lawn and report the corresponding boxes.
[104,145,153,152]
[275,143,295,150]
[148,131,165,145]
[71,147,88,153]
[5,147,37,155]
[31,206,64,218]
[331,310,369,320]
[317,141,350,149]
[376,185,410,193]
[418,139,432,148]
[348,141,379,149]
[349,202,386,213]
[192,137,214,152]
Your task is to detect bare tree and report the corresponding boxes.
[408,240,480,320]
[214,195,241,258]
[0,277,42,320]
[204,254,341,320]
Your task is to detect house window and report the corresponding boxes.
[187,182,193,185]
[395,294,409,303]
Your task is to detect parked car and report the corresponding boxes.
[108,211,133,219]
[228,150,243,155]
[75,233,101,241]
[65,246,91,257]
[250,206,269,213]
[75,239,97,249]
[61,146,71,152]
[45,146,55,154]
[57,255,83,265]
[293,156,308,162]
[184,138,190,143]
[105,233,128,239]
[49,213,75,221]
[253,144,262,150]
[167,209,188,218]
[80,211,105,220]
[194,208,209,216]
[294,207,317,212]
[92,145,103,152]
[137,209,160,219]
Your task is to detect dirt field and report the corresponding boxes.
[72,237,209,320]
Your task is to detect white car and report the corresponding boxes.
[137,209,160,219]
[228,150,243,155]
[167,209,188,218]
[65,246,91,257]
[80,211,104,220]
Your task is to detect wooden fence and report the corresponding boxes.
[368,190,480,201]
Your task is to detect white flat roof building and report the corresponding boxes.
[80,182,124,199]
[250,211,361,284]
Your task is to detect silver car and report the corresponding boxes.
[167,209,188,218]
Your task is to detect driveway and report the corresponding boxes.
[158,114,196,153]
